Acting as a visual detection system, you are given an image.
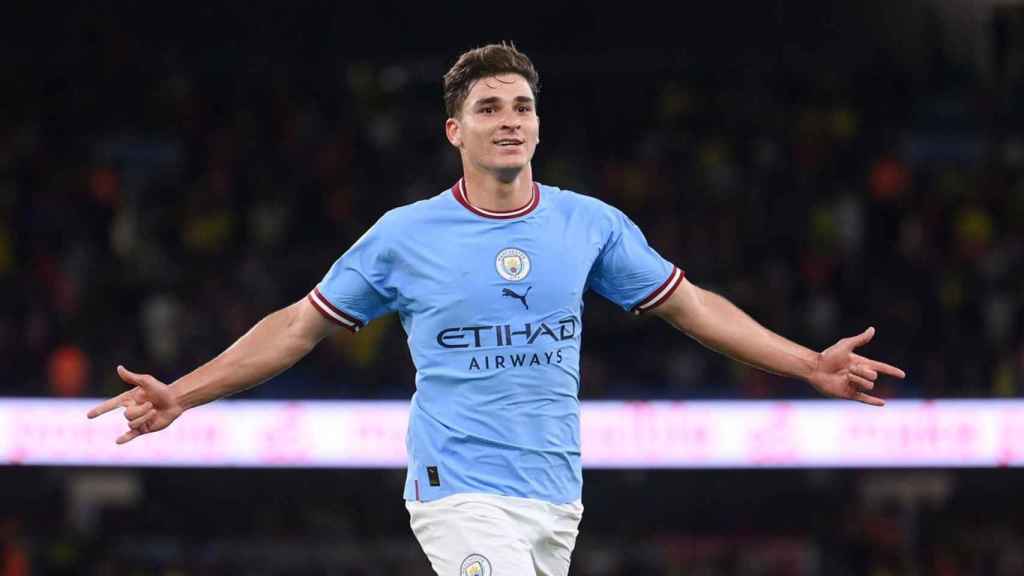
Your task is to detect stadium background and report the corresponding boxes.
[3,1,1024,574]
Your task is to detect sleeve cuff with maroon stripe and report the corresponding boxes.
[307,287,364,333]
[632,266,684,315]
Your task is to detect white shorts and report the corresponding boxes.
[406,492,584,576]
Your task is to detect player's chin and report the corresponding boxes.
[489,151,531,170]
[489,159,529,180]
[490,166,526,183]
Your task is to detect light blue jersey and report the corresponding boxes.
[308,180,683,504]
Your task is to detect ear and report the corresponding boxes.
[445,117,462,148]
[536,114,540,144]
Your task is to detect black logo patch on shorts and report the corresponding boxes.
[427,466,440,486]
[460,554,491,576]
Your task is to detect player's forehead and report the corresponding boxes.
[464,74,534,106]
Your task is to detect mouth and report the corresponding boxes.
[493,138,524,147]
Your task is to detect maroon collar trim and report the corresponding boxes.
[451,178,540,219]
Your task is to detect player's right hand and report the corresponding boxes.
[86,365,184,444]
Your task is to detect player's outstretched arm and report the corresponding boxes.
[87,297,341,443]
[652,277,905,406]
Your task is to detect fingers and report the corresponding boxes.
[87,390,130,419]
[846,326,875,348]
[850,365,877,383]
[128,409,156,431]
[117,365,164,391]
[851,353,906,379]
[117,411,157,444]
[842,328,907,379]
[849,368,884,406]
[123,401,153,421]
[88,365,159,420]
[116,364,141,385]
[90,365,166,443]
[849,373,875,391]
[853,392,886,407]
[116,429,141,445]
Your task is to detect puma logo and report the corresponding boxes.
[502,286,532,310]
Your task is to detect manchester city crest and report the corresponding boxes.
[460,554,492,576]
[495,248,530,282]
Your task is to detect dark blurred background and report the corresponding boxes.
[2,1,1024,574]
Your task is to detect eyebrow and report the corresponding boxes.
[473,96,535,107]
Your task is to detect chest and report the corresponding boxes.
[394,217,600,321]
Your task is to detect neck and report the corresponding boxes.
[461,163,534,212]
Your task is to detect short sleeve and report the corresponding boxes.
[307,218,397,332]
[588,206,684,315]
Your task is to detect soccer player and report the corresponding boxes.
[87,43,905,575]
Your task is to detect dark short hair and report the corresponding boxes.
[443,42,540,118]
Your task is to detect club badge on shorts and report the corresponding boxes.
[460,554,492,576]
[496,248,530,282]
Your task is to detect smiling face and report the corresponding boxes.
[445,73,540,182]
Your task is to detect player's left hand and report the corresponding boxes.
[806,327,905,406]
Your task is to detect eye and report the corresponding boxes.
[480,106,494,114]
[517,105,533,113]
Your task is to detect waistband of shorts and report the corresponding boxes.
[406,491,583,514]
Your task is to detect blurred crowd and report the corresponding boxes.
[3,2,1024,576]
[4,4,1022,403]
[4,467,1023,575]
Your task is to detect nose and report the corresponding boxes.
[499,110,520,131]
